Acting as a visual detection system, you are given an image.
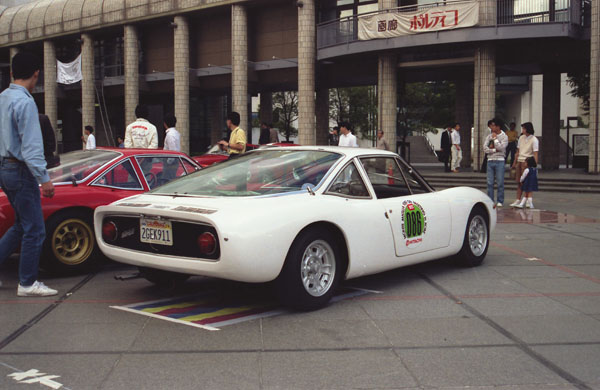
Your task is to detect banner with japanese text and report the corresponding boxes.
[358,1,479,40]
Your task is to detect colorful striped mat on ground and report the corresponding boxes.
[110,287,373,331]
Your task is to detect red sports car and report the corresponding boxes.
[193,143,298,167]
[0,148,200,273]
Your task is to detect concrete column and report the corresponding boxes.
[297,0,316,145]
[455,80,473,168]
[43,41,58,134]
[174,16,190,154]
[378,0,398,152]
[480,0,497,25]
[231,5,249,131]
[124,25,139,126]
[9,47,19,82]
[259,92,273,125]
[473,43,496,171]
[589,0,600,173]
[81,33,95,135]
[378,56,397,152]
[316,88,329,145]
[541,71,561,170]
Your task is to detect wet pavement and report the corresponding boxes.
[0,191,599,390]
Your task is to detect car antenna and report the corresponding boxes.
[306,185,315,196]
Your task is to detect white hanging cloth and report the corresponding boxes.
[56,55,82,84]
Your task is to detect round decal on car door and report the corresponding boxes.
[401,200,427,248]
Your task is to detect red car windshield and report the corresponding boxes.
[49,150,120,184]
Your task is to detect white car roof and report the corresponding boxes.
[258,145,399,159]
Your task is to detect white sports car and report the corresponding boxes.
[95,147,495,310]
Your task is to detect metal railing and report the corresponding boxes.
[317,0,587,49]
[418,130,439,158]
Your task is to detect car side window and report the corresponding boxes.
[396,158,431,194]
[360,157,411,199]
[181,158,198,174]
[95,160,143,190]
[326,162,370,198]
[136,157,188,190]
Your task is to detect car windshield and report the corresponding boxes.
[206,144,227,154]
[49,150,121,183]
[151,150,342,197]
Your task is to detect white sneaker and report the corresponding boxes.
[17,281,58,297]
[510,199,521,207]
[496,202,503,207]
[526,199,534,209]
[514,198,527,209]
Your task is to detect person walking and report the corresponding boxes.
[124,105,158,149]
[450,122,462,172]
[39,113,59,168]
[505,122,519,166]
[510,122,539,207]
[483,118,508,207]
[269,123,280,143]
[259,122,270,145]
[83,126,96,150]
[0,52,57,296]
[163,114,181,152]
[514,156,539,209]
[338,122,358,147]
[375,130,389,151]
[218,111,246,158]
[440,125,452,172]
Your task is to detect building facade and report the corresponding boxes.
[0,0,598,172]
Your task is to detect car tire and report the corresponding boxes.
[41,210,102,274]
[139,267,190,289]
[455,206,489,267]
[275,227,342,311]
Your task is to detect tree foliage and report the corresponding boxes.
[398,81,456,140]
[273,91,299,141]
[329,86,377,140]
[567,68,590,115]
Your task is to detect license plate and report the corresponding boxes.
[140,218,173,246]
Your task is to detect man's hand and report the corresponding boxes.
[41,181,54,198]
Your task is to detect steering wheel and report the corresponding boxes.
[145,172,158,188]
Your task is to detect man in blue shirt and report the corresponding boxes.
[0,52,57,297]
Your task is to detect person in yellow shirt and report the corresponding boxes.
[505,122,519,166]
[218,111,246,158]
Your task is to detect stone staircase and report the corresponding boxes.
[404,135,439,164]
[419,168,600,194]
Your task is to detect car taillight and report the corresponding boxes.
[197,232,216,255]
[102,221,118,242]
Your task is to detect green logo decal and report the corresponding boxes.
[401,200,428,248]
[403,203,424,238]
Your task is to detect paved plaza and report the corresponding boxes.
[1,191,599,390]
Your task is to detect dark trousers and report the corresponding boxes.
[506,142,517,166]
[442,149,451,172]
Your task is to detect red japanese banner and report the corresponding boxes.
[358,1,479,40]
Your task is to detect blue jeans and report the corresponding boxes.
[0,161,45,286]
[486,160,505,204]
